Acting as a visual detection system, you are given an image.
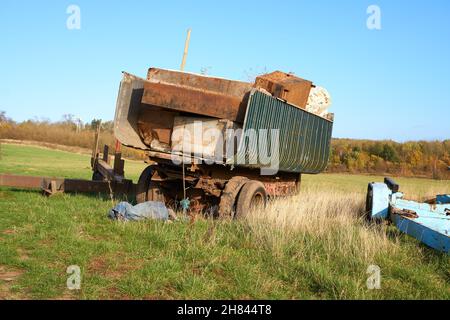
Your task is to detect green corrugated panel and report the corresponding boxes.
[232,90,333,174]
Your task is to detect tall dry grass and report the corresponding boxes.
[243,188,399,265]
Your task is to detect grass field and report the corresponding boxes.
[0,143,449,299]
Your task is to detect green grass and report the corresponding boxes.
[0,143,146,181]
[0,144,449,300]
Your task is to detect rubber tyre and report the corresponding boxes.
[235,180,267,218]
[218,177,249,218]
[136,166,165,204]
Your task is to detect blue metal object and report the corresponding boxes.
[180,198,190,211]
[436,194,450,204]
[366,182,392,220]
[366,178,450,254]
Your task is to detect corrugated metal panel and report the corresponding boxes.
[232,90,333,174]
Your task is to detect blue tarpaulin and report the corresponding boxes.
[108,201,169,221]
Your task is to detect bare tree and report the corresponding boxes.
[243,66,268,82]
[200,66,212,75]
[0,111,8,123]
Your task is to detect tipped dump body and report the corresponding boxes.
[114,69,334,175]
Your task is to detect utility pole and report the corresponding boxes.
[180,28,191,213]
[180,28,191,71]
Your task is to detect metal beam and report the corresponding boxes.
[0,174,135,196]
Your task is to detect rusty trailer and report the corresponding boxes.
[113,68,334,217]
[0,67,333,218]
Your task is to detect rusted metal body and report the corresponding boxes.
[112,68,332,214]
[142,68,253,122]
[115,72,333,173]
[255,71,313,109]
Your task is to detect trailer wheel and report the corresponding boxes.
[235,180,267,218]
[136,166,165,204]
[218,177,249,218]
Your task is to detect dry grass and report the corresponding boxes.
[245,188,398,265]
[0,144,449,299]
[0,122,145,160]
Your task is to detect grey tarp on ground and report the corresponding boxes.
[108,201,169,221]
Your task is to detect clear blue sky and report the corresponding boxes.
[1,0,449,141]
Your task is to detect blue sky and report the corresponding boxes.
[1,0,449,141]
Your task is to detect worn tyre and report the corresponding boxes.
[136,166,165,204]
[235,180,267,218]
[218,176,249,218]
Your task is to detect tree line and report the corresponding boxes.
[1,112,449,179]
[328,138,450,179]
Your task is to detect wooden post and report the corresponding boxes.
[180,28,191,71]
[103,145,110,164]
[114,139,122,154]
[113,139,124,177]
[91,121,102,169]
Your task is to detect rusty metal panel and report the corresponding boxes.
[255,71,312,109]
[113,72,149,150]
[142,68,253,122]
[0,174,135,195]
[232,90,333,174]
[63,179,134,195]
[147,68,251,95]
[137,107,178,146]
[0,174,44,189]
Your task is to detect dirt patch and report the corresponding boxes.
[0,267,23,282]
[0,265,25,300]
[88,256,109,275]
[87,254,142,279]
[17,248,30,261]
[2,229,17,235]
[94,286,132,300]
[55,291,78,300]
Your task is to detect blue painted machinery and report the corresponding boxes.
[366,178,450,254]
